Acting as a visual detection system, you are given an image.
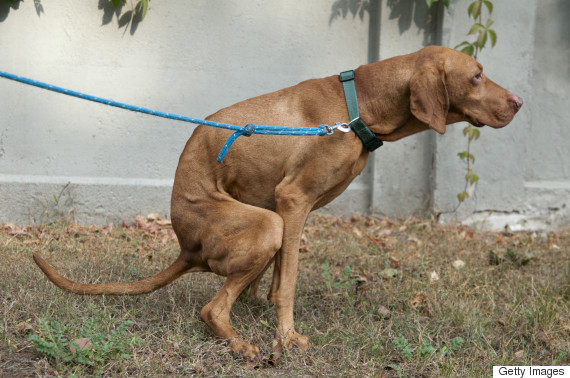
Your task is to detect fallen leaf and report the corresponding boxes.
[299,245,311,253]
[409,293,426,310]
[536,331,549,344]
[270,339,283,365]
[389,256,401,268]
[376,228,393,238]
[408,236,423,247]
[352,227,363,238]
[135,215,149,229]
[379,268,399,279]
[147,213,160,221]
[379,218,393,227]
[350,215,361,223]
[375,305,392,320]
[69,338,92,353]
[514,350,524,359]
[102,223,114,236]
[452,260,466,270]
[429,271,440,282]
[14,322,34,334]
[156,218,172,226]
[2,222,28,236]
[355,275,368,288]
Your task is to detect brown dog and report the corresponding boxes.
[33,46,522,359]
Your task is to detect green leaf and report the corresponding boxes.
[470,173,479,184]
[483,0,493,15]
[463,125,472,136]
[454,41,471,49]
[426,0,435,7]
[457,192,469,202]
[485,19,494,28]
[111,0,122,8]
[469,0,482,19]
[457,152,476,164]
[468,1,477,17]
[488,29,497,47]
[450,336,465,351]
[443,0,450,6]
[140,0,148,20]
[469,127,481,141]
[259,320,272,328]
[477,30,488,49]
[468,23,485,35]
[460,44,475,57]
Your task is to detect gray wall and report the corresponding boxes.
[1,1,568,230]
[434,0,570,230]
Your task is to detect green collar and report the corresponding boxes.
[339,70,383,151]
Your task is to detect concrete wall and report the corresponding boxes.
[434,0,570,230]
[1,0,568,230]
[1,0,372,224]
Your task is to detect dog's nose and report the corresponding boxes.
[508,93,523,112]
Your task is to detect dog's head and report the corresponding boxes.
[410,46,523,134]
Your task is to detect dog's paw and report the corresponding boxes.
[285,331,310,352]
[270,331,310,363]
[228,338,261,360]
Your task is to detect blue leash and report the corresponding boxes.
[0,70,333,162]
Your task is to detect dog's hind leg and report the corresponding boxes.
[242,257,274,303]
[198,199,284,359]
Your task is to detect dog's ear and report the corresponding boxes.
[409,64,449,134]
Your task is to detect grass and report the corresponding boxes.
[0,214,568,376]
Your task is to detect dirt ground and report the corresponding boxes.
[1,214,568,376]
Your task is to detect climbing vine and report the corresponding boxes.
[454,1,496,206]
[429,0,497,207]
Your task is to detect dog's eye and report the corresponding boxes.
[474,72,483,82]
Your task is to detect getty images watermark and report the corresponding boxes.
[493,366,569,378]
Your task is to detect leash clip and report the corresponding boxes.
[335,122,352,133]
[322,121,352,135]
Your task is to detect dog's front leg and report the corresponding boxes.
[271,187,312,358]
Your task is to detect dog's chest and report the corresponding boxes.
[312,151,368,210]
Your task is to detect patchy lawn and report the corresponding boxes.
[1,214,568,376]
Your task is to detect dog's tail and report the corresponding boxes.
[32,253,191,295]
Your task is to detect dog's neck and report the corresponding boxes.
[354,58,430,142]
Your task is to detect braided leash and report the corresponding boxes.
[0,70,351,162]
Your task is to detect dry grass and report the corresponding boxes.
[0,214,568,376]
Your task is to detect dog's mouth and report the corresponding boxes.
[474,119,486,127]
[465,113,488,128]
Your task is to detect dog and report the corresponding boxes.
[33,46,523,360]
